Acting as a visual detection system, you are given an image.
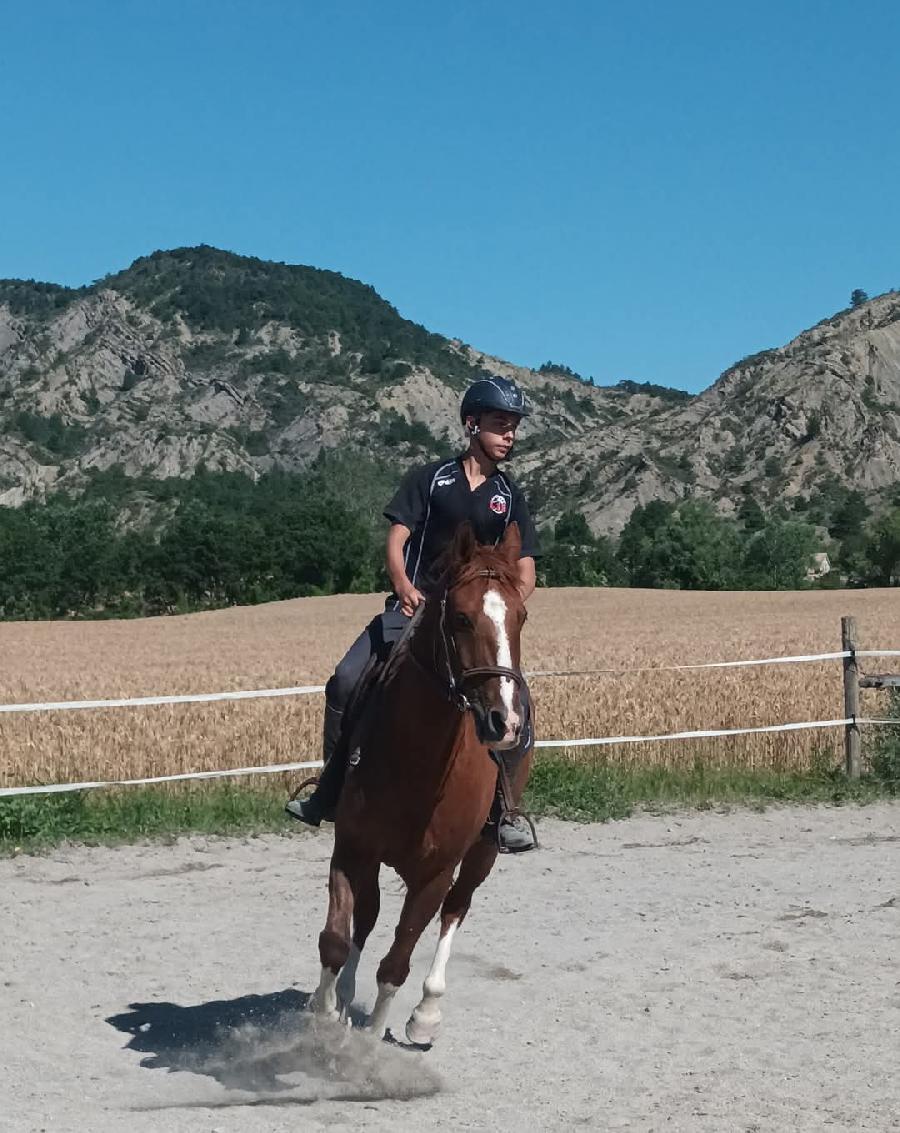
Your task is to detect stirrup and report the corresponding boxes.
[487,749,537,853]
[285,774,331,827]
[495,809,538,854]
[287,774,321,802]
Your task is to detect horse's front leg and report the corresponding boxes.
[406,837,499,1046]
[336,862,380,1021]
[367,869,454,1040]
[312,855,356,1021]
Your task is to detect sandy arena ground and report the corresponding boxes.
[2,804,899,1132]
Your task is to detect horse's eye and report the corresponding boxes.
[454,612,473,631]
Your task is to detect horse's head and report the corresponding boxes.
[440,522,527,750]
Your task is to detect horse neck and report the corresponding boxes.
[406,599,448,686]
[389,604,470,761]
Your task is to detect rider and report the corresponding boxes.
[286,375,540,852]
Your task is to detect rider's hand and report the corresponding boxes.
[396,580,425,617]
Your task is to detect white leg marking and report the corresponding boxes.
[406,920,459,1046]
[483,589,520,739]
[311,964,339,1020]
[367,981,398,1038]
[336,942,361,1021]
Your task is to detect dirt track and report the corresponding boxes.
[3,804,899,1132]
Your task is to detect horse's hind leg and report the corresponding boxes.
[312,854,357,1020]
[367,869,454,1039]
[406,839,499,1046]
[336,863,380,1020]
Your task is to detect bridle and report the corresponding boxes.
[412,568,525,714]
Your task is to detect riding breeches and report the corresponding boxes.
[322,610,412,763]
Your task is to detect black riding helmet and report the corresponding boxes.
[459,376,531,425]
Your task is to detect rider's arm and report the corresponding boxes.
[386,523,425,613]
[384,465,432,614]
[386,523,413,593]
[518,555,536,601]
[509,485,540,600]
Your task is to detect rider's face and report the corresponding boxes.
[471,410,521,461]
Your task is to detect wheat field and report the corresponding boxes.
[2,587,899,789]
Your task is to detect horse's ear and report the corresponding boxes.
[452,521,477,566]
[500,521,521,563]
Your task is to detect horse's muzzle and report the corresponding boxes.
[472,703,521,749]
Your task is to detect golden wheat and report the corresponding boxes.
[2,587,899,789]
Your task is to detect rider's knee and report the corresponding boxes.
[326,665,356,712]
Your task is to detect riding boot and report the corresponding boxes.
[285,704,346,827]
[483,746,537,854]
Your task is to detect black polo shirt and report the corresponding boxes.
[384,455,540,607]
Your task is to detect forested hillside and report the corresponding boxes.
[2,247,900,616]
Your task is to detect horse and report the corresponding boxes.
[310,521,533,1047]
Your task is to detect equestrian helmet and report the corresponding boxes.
[459,376,531,425]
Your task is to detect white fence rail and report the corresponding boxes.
[1,639,898,798]
[5,649,900,717]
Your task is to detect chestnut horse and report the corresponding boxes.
[310,522,533,1046]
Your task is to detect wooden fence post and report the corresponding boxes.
[842,615,861,779]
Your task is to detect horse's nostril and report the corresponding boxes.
[488,709,506,741]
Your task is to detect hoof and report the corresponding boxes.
[405,1011,441,1048]
[384,1028,432,1053]
[309,993,339,1022]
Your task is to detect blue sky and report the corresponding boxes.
[1,0,897,393]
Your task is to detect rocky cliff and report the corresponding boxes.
[1,247,898,533]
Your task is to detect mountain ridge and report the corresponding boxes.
[1,246,899,535]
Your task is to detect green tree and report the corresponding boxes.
[836,531,871,584]
[554,508,594,546]
[662,501,742,589]
[540,535,619,588]
[617,500,741,590]
[0,498,125,617]
[865,508,900,584]
[617,500,677,587]
[850,289,869,308]
[742,520,819,589]
[829,490,870,540]
[737,495,766,532]
[0,463,387,620]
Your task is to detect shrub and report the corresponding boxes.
[869,691,900,791]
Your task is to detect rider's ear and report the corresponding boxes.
[501,521,521,563]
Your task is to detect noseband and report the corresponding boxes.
[432,569,525,714]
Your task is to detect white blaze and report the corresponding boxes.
[483,588,519,732]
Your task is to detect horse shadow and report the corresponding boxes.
[106,989,440,1102]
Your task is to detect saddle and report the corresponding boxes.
[335,647,396,773]
[298,609,423,801]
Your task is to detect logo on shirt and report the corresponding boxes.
[436,477,456,487]
[489,493,508,516]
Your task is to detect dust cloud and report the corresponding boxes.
[141,1005,442,1105]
